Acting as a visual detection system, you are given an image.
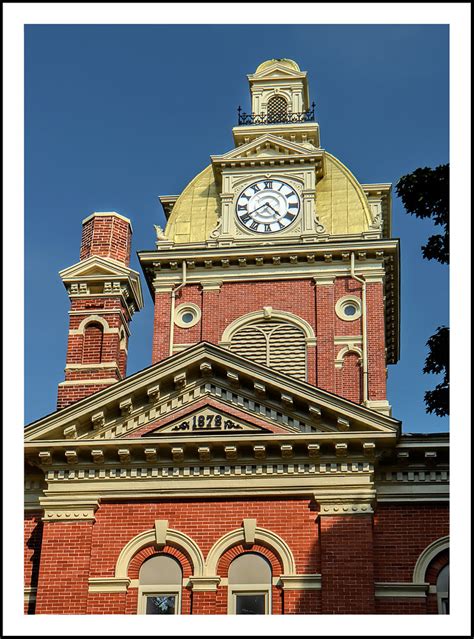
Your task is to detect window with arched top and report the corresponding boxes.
[228,552,272,615]
[82,322,104,364]
[266,95,289,123]
[138,555,183,615]
[230,320,307,381]
[437,564,449,614]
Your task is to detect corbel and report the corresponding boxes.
[186,260,195,270]
[170,261,178,270]
[341,252,350,261]
[396,450,410,463]
[425,451,437,464]
[238,258,247,267]
[147,384,160,403]
[324,254,333,263]
[39,451,52,465]
[335,443,348,457]
[63,424,77,439]
[171,447,184,462]
[225,446,238,460]
[200,362,213,377]
[91,449,104,464]
[119,398,133,416]
[145,448,157,462]
[198,447,211,462]
[280,444,293,458]
[272,256,281,265]
[255,257,264,266]
[227,371,240,387]
[307,254,315,263]
[174,373,186,390]
[65,450,78,464]
[363,442,376,458]
[357,252,367,261]
[221,259,230,268]
[307,444,320,457]
[91,411,105,430]
[336,417,350,432]
[309,406,321,421]
[253,445,266,460]
[204,260,213,269]
[254,382,266,397]
[118,449,131,464]
[289,255,298,264]
[281,394,293,408]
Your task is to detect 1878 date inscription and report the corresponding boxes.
[171,414,243,432]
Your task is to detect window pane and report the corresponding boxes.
[145,595,176,615]
[236,594,266,615]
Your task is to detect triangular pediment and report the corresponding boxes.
[58,255,143,309]
[134,401,294,438]
[251,62,306,80]
[213,134,318,162]
[25,343,401,448]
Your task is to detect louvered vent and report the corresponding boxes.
[230,321,306,381]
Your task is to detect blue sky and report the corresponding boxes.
[24,24,449,431]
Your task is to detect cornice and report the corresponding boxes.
[25,343,401,443]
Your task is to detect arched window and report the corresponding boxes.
[138,555,183,615]
[266,95,288,123]
[228,552,272,615]
[82,322,104,364]
[437,564,449,614]
[230,320,306,381]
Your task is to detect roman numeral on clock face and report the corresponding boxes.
[250,221,259,230]
[263,180,273,189]
[237,204,247,211]
[251,184,261,193]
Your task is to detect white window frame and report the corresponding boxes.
[138,585,182,615]
[228,584,271,615]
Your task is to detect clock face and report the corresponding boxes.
[235,179,301,233]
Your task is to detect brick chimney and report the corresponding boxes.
[57,212,143,410]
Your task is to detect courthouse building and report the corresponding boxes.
[24,59,449,615]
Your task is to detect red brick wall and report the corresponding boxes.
[80,214,131,265]
[373,504,449,582]
[151,276,387,404]
[319,514,375,614]
[35,521,94,614]
[82,323,104,364]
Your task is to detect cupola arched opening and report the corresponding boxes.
[266,95,289,123]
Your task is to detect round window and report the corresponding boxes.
[335,296,362,321]
[174,303,201,328]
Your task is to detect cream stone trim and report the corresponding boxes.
[335,295,362,321]
[317,501,374,515]
[65,363,121,371]
[82,211,132,229]
[205,526,296,576]
[364,399,392,416]
[174,302,201,329]
[201,281,223,292]
[114,527,205,579]
[188,576,221,592]
[335,345,363,369]
[374,582,428,598]
[279,574,322,590]
[313,275,335,285]
[412,536,449,583]
[88,577,131,593]
[41,498,99,521]
[228,584,271,615]
[69,315,112,335]
[334,335,362,344]
[221,308,316,344]
[57,379,118,386]
[24,586,37,603]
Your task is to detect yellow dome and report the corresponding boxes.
[255,59,301,74]
[164,154,371,244]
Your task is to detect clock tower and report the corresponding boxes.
[139,58,397,415]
